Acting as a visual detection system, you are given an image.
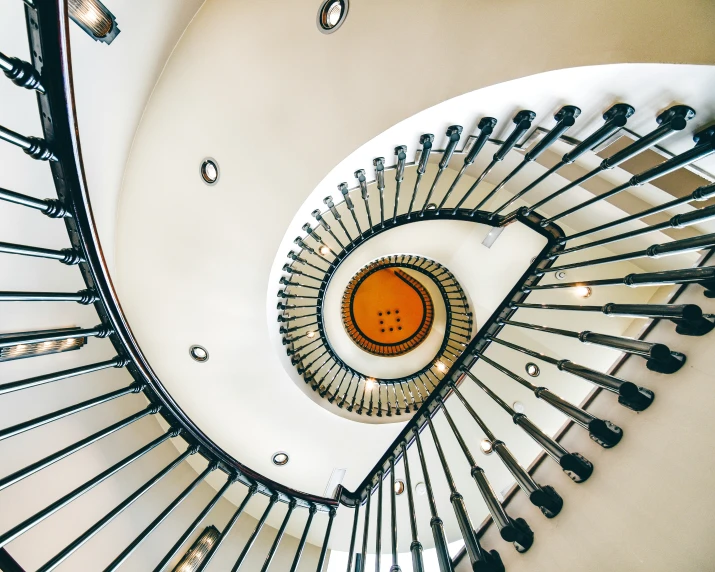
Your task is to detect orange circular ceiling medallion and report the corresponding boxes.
[342,263,434,356]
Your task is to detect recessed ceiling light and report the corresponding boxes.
[555,270,567,280]
[415,482,426,496]
[394,479,405,495]
[189,345,209,363]
[200,158,219,185]
[319,246,330,255]
[574,285,592,298]
[365,378,376,390]
[272,452,289,466]
[435,361,447,373]
[513,401,525,413]
[480,439,493,455]
[317,0,348,33]
[306,330,316,338]
[426,203,437,211]
[525,362,540,377]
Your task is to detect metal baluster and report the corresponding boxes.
[231,494,278,571]
[407,135,434,217]
[478,353,623,448]
[524,266,715,297]
[454,110,535,214]
[0,289,98,303]
[0,50,44,92]
[413,428,454,572]
[439,398,534,552]
[0,356,126,395]
[552,205,715,257]
[493,103,634,215]
[393,146,407,222]
[527,104,693,215]
[427,417,505,570]
[464,368,594,482]
[37,447,197,572]
[0,123,56,160]
[0,186,67,217]
[375,472,383,572]
[482,105,580,214]
[324,195,354,242]
[360,488,372,572]
[346,502,361,572]
[291,505,317,572]
[500,317,686,374]
[340,183,363,235]
[543,124,715,224]
[0,324,111,348]
[301,224,338,257]
[0,406,157,492]
[0,383,144,442]
[0,240,82,264]
[154,476,236,571]
[400,442,424,572]
[374,157,386,227]
[312,209,346,250]
[316,507,337,572]
[560,181,715,243]
[450,384,563,518]
[437,118,496,212]
[105,463,217,571]
[355,169,374,230]
[420,126,462,216]
[195,486,257,572]
[389,458,401,572]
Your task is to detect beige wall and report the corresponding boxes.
[456,269,715,571]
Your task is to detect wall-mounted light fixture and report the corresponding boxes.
[0,328,86,362]
[171,526,220,572]
[68,0,120,45]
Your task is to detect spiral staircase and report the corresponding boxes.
[2,1,715,571]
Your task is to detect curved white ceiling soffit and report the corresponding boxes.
[113,0,715,539]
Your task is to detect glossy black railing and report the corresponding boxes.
[2,1,715,571]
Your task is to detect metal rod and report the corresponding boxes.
[375,472,383,572]
[414,429,454,572]
[0,123,56,160]
[359,487,372,572]
[420,126,462,216]
[407,135,434,217]
[0,324,109,348]
[105,463,216,571]
[0,241,82,264]
[400,442,424,572]
[374,157,386,227]
[154,477,236,572]
[232,494,278,571]
[492,103,633,215]
[0,406,155,493]
[0,289,97,303]
[346,502,361,572]
[393,146,407,223]
[389,458,401,572]
[0,356,124,395]
[0,186,67,216]
[0,384,142,442]
[316,508,337,572]
[290,505,317,572]
[0,50,45,92]
[194,485,257,572]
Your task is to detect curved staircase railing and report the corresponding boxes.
[1,1,714,570]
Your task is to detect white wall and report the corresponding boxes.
[456,268,715,571]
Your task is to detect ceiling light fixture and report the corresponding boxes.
[435,361,447,373]
[415,482,426,496]
[513,401,525,413]
[189,345,209,363]
[525,362,540,377]
[394,479,405,495]
[68,0,120,44]
[555,270,567,280]
[317,0,348,33]
[319,246,330,255]
[365,378,376,390]
[574,285,592,298]
[0,328,86,362]
[480,439,493,455]
[171,525,219,572]
[200,158,219,185]
[272,452,289,466]
[306,330,316,338]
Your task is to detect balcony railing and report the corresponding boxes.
[1,1,714,571]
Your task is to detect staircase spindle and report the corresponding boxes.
[374,157,386,227]
[492,103,634,215]
[0,186,67,217]
[389,458,401,572]
[0,123,56,160]
[437,118,496,212]
[400,442,425,572]
[393,146,407,223]
[290,505,317,572]
[0,50,44,92]
[346,502,361,572]
[450,384,563,518]
[360,491,372,572]
[0,240,82,264]
[375,473,383,571]
[340,183,363,235]
[355,169,374,230]
[231,494,278,571]
[426,417,505,570]
[316,507,336,572]
[413,428,454,572]
[420,126,462,216]
[407,134,434,217]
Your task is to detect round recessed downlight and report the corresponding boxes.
[394,479,405,495]
[200,158,219,185]
[480,439,493,455]
[189,345,209,362]
[415,482,426,496]
[574,285,592,298]
[555,270,567,280]
[317,0,348,33]
[272,452,289,466]
[513,401,525,413]
[525,362,540,377]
